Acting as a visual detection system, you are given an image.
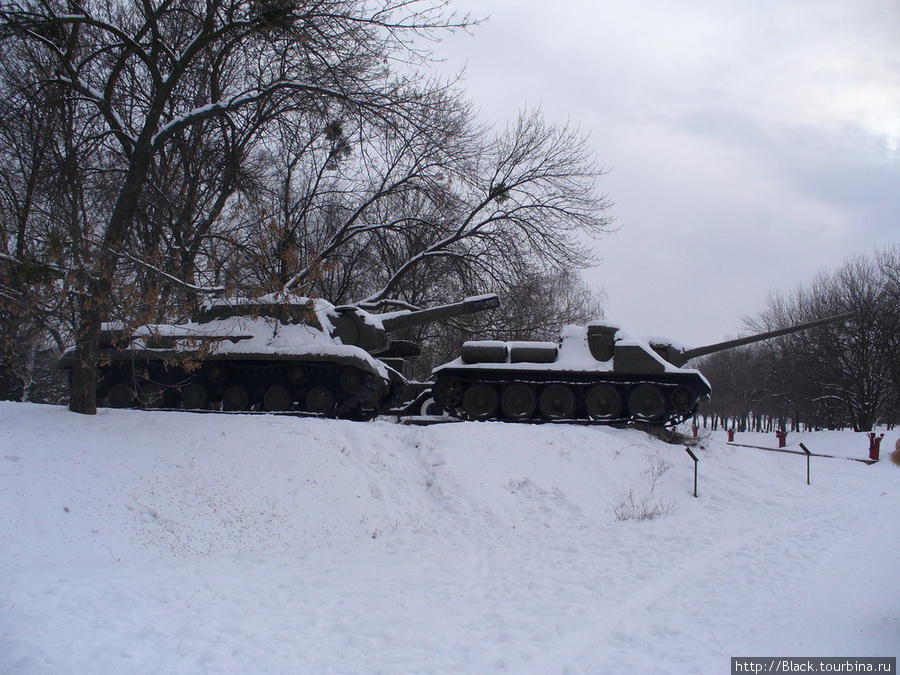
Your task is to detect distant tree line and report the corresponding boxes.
[0,0,611,411]
[697,246,900,432]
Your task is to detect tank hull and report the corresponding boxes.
[80,348,393,418]
[58,293,500,418]
[429,325,712,426]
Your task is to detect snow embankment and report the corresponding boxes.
[1,402,898,675]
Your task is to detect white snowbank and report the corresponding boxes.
[1,402,897,674]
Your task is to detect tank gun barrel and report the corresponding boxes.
[330,294,499,354]
[672,312,854,366]
[381,294,500,333]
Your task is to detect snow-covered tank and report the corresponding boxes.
[58,293,499,418]
[430,313,852,425]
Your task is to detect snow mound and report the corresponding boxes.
[1,402,897,674]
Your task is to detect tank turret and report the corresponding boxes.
[430,312,852,425]
[59,293,499,417]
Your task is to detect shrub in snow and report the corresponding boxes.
[642,450,673,493]
[614,451,678,521]
[614,489,676,521]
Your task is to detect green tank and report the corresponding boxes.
[58,294,499,418]
[430,313,852,425]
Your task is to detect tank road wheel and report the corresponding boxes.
[222,384,250,411]
[539,384,577,420]
[202,362,228,384]
[339,367,366,395]
[264,385,293,411]
[136,381,166,408]
[306,386,335,414]
[628,384,666,421]
[500,383,537,419]
[432,377,464,409]
[671,385,698,413]
[180,382,208,409]
[462,384,498,421]
[420,397,445,417]
[106,382,134,408]
[585,384,623,420]
[287,365,308,385]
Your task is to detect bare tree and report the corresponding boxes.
[875,244,900,425]
[227,100,614,373]
[0,0,473,413]
[739,253,897,431]
[2,1,614,412]
[0,40,72,400]
[359,110,612,305]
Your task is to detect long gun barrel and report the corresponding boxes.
[667,312,854,367]
[330,294,500,354]
[381,294,500,333]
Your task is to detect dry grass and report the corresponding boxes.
[614,489,677,521]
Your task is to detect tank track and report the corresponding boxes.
[431,372,701,426]
[96,359,385,420]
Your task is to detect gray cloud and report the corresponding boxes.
[432,0,899,344]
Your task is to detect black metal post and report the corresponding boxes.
[684,447,699,497]
[799,442,812,485]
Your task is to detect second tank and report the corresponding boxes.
[430,313,852,425]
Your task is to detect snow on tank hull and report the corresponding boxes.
[430,324,711,425]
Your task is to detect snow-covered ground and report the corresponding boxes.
[1,401,897,674]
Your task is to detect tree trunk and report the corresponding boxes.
[67,305,102,415]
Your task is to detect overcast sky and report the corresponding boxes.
[429,0,900,347]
